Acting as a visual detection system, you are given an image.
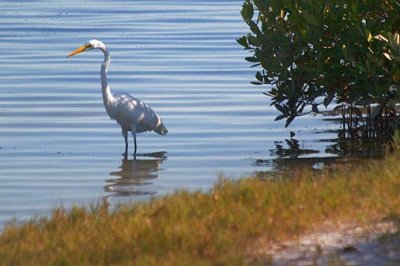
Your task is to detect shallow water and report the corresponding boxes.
[0,0,341,226]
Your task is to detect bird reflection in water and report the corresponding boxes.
[104,152,166,198]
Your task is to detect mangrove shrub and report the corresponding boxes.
[238,0,400,139]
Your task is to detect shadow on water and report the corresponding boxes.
[104,152,167,198]
[255,130,387,173]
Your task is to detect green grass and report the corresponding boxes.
[1,148,400,265]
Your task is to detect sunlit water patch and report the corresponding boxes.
[0,0,342,227]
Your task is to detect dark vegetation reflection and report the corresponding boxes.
[104,152,167,197]
[256,129,387,173]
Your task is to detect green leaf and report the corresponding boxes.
[241,2,254,23]
[236,36,248,48]
[285,116,296,127]
[269,88,278,96]
[245,56,259,63]
[255,71,263,82]
[253,0,266,9]
[302,12,320,27]
[248,20,262,35]
[274,104,287,114]
[299,29,308,41]
[274,115,286,121]
[247,35,260,46]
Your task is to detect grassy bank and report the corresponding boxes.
[1,149,400,265]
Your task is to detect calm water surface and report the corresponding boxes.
[0,0,339,226]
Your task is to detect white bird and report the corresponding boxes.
[67,40,168,155]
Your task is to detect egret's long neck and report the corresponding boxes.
[100,47,115,114]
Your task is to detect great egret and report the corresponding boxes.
[67,40,168,155]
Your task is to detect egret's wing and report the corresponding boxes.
[113,93,163,132]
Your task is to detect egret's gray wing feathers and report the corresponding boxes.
[113,92,167,135]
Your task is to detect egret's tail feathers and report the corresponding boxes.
[154,122,168,135]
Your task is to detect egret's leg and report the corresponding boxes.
[121,128,128,156]
[131,124,137,154]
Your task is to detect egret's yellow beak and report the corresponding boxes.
[67,44,91,58]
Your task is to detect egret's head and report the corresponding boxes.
[67,40,105,58]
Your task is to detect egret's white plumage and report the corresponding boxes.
[67,40,167,155]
